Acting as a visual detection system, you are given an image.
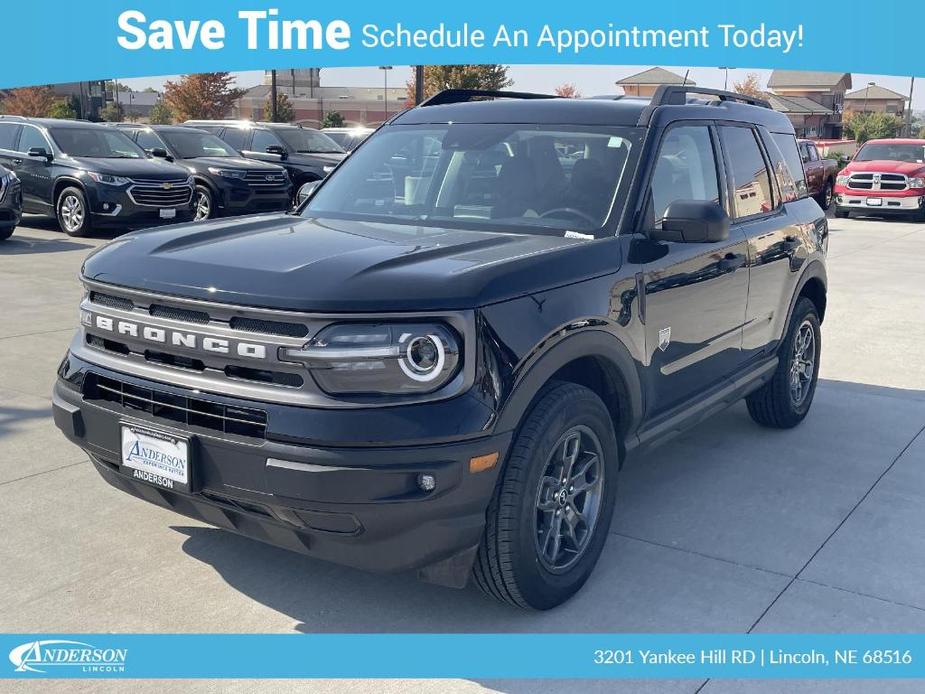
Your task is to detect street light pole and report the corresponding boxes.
[379,66,393,120]
[905,76,915,137]
[270,69,278,122]
[414,65,424,105]
[862,81,874,113]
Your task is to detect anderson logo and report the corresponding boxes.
[121,427,189,486]
[9,640,127,674]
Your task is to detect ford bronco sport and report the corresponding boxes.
[53,87,828,609]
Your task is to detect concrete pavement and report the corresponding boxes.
[1,214,923,693]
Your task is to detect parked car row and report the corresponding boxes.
[0,115,350,238]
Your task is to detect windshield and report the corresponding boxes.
[304,123,641,236]
[49,127,145,159]
[855,142,925,163]
[276,128,345,154]
[161,130,238,159]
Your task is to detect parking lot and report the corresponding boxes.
[1,213,924,694]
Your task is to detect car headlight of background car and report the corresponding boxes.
[87,172,130,186]
[0,170,16,199]
[908,176,925,188]
[281,322,461,395]
[208,167,247,180]
[836,174,850,186]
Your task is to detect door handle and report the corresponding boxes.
[11,158,22,166]
[782,235,801,252]
[719,253,746,273]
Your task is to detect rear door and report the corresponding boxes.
[0,122,22,179]
[801,141,823,196]
[639,122,750,417]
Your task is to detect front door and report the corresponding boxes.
[15,124,55,214]
[637,123,750,418]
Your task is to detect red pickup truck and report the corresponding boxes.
[833,138,925,220]
[797,139,838,210]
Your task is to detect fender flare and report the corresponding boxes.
[785,258,828,327]
[493,329,643,447]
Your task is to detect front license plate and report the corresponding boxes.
[121,425,189,491]
[866,197,883,206]
[159,208,177,219]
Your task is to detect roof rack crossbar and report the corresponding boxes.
[637,85,771,125]
[419,89,560,107]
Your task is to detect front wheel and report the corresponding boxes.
[746,297,821,429]
[56,187,91,237]
[473,382,619,609]
[193,185,214,221]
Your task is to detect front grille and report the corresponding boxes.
[89,291,134,312]
[229,316,308,338]
[149,304,210,324]
[243,171,289,190]
[84,373,268,439]
[847,172,908,191]
[128,179,193,207]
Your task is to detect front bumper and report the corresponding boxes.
[0,178,22,227]
[52,357,511,584]
[85,184,195,229]
[834,190,925,212]
[214,180,293,216]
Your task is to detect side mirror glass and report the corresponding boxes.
[149,147,169,159]
[297,180,320,206]
[266,144,288,159]
[649,200,730,243]
[27,147,52,161]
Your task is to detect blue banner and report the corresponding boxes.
[3,634,925,679]
[0,1,921,88]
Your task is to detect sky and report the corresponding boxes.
[120,65,922,108]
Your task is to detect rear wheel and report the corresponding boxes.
[816,181,833,210]
[56,187,90,237]
[473,382,619,609]
[746,297,821,429]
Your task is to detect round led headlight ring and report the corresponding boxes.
[399,333,446,382]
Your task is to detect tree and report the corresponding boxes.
[48,100,77,120]
[264,92,294,123]
[844,111,902,143]
[404,65,513,106]
[99,102,124,122]
[321,111,344,129]
[554,83,581,98]
[0,86,56,117]
[163,72,246,121]
[733,73,764,98]
[148,101,174,125]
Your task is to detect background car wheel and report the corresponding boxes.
[816,181,833,210]
[473,382,619,610]
[746,297,821,429]
[0,225,14,241]
[193,186,214,221]
[56,187,91,237]
[834,207,850,219]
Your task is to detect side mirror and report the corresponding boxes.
[27,147,52,161]
[650,200,730,243]
[149,147,170,160]
[296,180,320,205]
[266,144,288,159]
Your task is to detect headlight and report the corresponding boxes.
[281,322,460,395]
[87,172,130,186]
[836,175,850,186]
[908,177,925,188]
[208,167,247,180]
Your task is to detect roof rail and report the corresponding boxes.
[419,89,559,107]
[0,115,27,122]
[638,85,771,125]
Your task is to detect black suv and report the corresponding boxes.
[184,120,346,200]
[113,125,292,221]
[0,163,22,240]
[0,117,194,236]
[54,88,828,609]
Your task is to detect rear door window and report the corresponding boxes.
[220,128,248,151]
[0,123,21,150]
[720,126,775,219]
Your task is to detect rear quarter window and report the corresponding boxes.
[771,133,808,200]
[0,122,21,150]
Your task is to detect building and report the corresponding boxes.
[112,90,162,123]
[843,83,908,117]
[615,67,695,97]
[766,70,851,138]
[235,69,407,128]
[764,93,835,139]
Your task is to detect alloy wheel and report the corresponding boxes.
[790,320,816,406]
[60,195,84,233]
[194,191,211,221]
[534,425,605,573]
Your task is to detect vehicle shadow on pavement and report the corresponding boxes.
[0,402,53,438]
[0,234,97,255]
[172,378,925,639]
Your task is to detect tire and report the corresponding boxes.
[816,180,833,210]
[746,297,821,429]
[0,225,13,241]
[834,207,850,219]
[473,382,619,610]
[56,186,91,237]
[193,185,214,221]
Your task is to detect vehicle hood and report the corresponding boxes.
[81,215,621,312]
[287,151,346,167]
[63,156,190,179]
[842,159,925,175]
[183,157,286,173]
